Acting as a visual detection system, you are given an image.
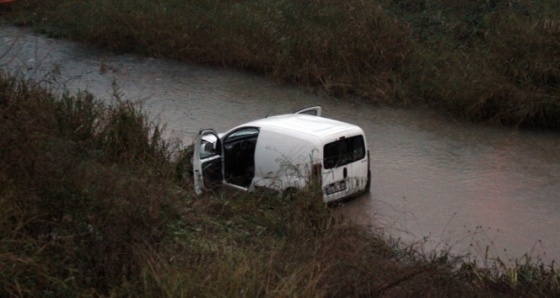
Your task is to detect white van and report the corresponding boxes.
[192,106,370,203]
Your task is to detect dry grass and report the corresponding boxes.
[0,73,184,295]
[387,0,560,128]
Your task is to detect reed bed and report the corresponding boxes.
[7,0,560,128]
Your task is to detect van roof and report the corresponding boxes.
[241,114,364,140]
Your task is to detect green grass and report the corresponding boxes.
[5,0,560,129]
[1,71,560,296]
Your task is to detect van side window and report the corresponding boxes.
[226,127,259,139]
[323,136,365,169]
[223,127,259,187]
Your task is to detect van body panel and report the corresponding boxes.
[192,108,370,202]
[252,129,321,192]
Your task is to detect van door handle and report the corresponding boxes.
[343,167,347,179]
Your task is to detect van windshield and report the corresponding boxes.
[323,136,365,169]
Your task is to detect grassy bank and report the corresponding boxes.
[4,0,560,129]
[2,73,560,296]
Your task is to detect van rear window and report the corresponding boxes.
[323,136,365,169]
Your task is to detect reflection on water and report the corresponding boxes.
[2,26,560,264]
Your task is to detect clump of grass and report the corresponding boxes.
[458,254,560,296]
[387,0,560,127]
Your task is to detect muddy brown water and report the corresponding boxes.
[2,26,560,265]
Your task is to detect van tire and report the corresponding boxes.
[365,170,371,192]
[282,188,297,200]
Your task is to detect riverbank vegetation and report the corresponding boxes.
[2,0,560,296]
[4,0,560,129]
[2,73,560,296]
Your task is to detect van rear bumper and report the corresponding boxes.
[324,188,368,206]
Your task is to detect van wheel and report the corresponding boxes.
[282,188,297,200]
[365,170,371,192]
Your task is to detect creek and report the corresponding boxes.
[2,26,559,265]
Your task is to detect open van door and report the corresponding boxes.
[193,129,223,195]
[294,106,322,116]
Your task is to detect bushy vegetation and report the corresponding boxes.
[386,0,560,127]
[0,73,184,295]
[5,0,560,128]
[1,72,560,296]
